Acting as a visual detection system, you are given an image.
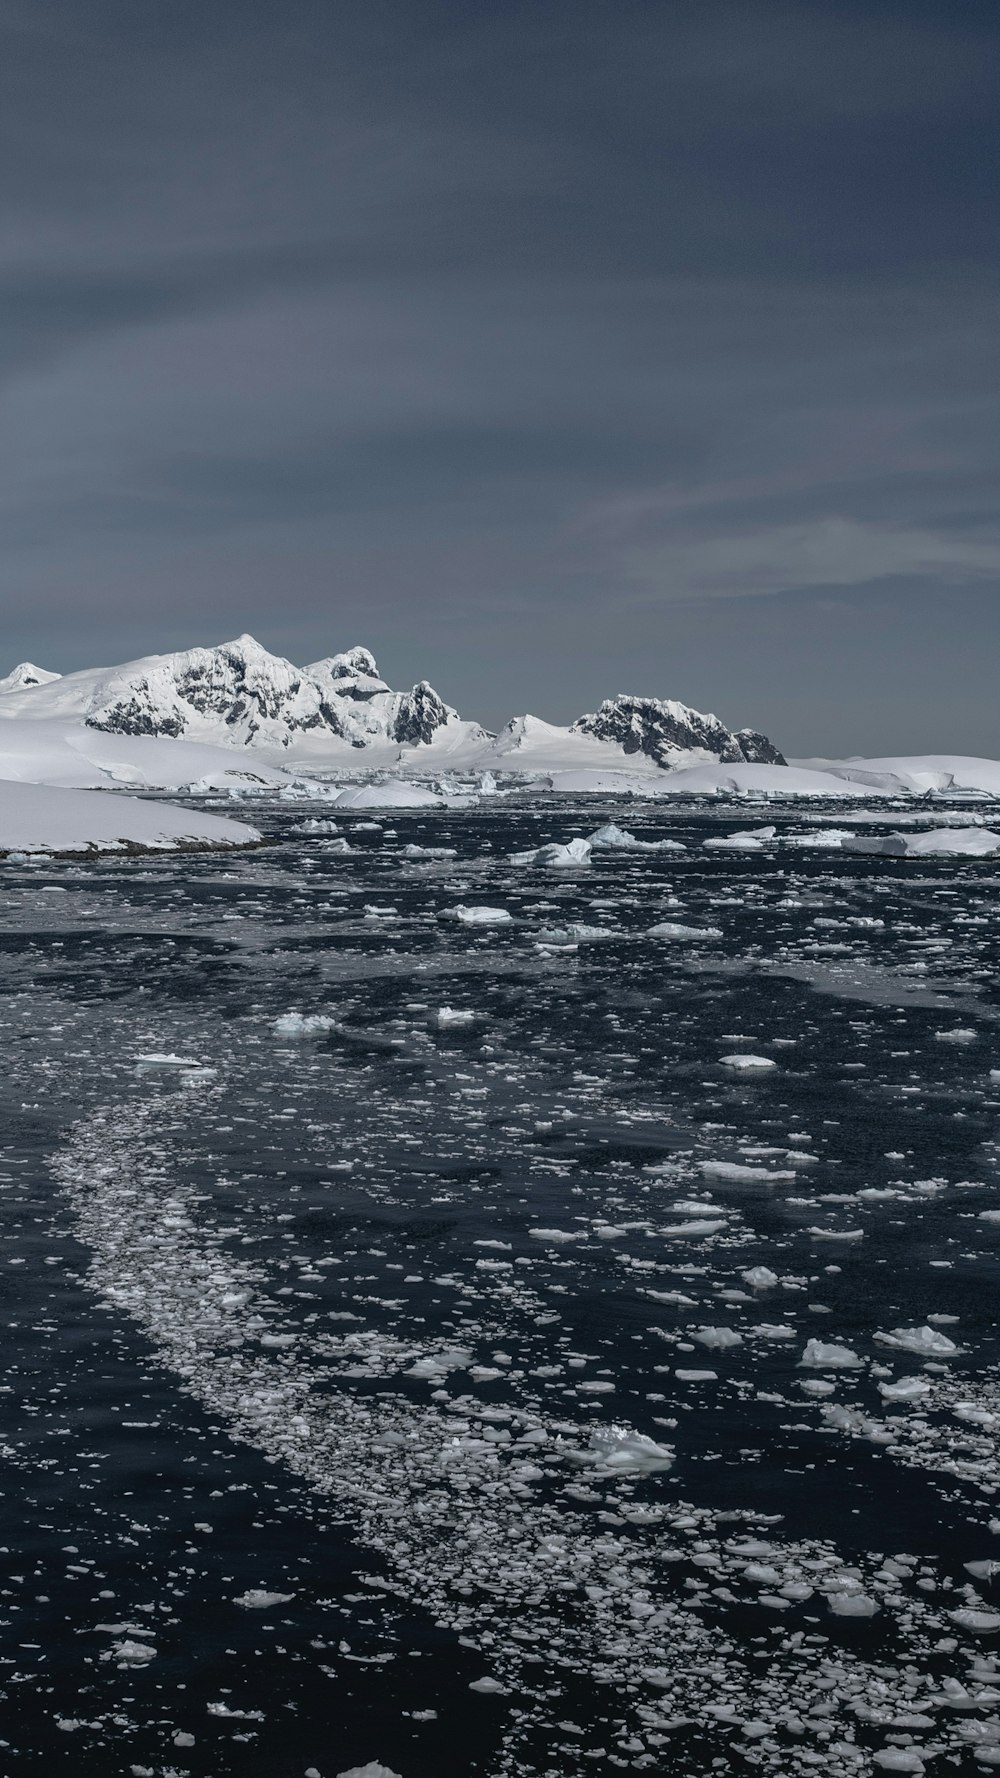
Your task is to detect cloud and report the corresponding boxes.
[623,517,1000,601]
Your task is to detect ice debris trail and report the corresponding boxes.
[52,1090,1000,1777]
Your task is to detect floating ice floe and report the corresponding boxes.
[273,1012,339,1038]
[875,1324,963,1356]
[878,1377,931,1401]
[690,1325,743,1350]
[336,1762,404,1778]
[647,920,723,941]
[843,827,1000,858]
[330,781,446,809]
[449,904,513,925]
[570,1424,675,1474]
[234,1589,295,1609]
[742,1266,779,1289]
[536,922,617,948]
[403,842,457,858]
[136,1052,206,1070]
[720,1054,777,1071]
[436,1006,477,1026]
[510,837,593,868]
[703,825,777,851]
[702,1160,794,1182]
[799,1339,862,1368]
[586,823,686,852]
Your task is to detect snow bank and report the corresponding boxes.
[0,779,260,854]
[0,716,289,793]
[795,754,1000,797]
[655,763,871,800]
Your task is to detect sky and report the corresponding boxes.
[1,0,998,755]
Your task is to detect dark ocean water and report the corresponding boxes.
[2,797,1000,1778]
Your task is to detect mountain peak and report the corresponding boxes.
[572,693,784,769]
[0,662,62,692]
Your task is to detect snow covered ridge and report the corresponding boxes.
[0,635,489,754]
[0,634,782,768]
[0,779,260,854]
[572,694,784,769]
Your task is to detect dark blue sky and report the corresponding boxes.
[2,0,998,752]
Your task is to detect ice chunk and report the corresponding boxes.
[828,1591,880,1617]
[336,1764,404,1778]
[742,1266,779,1289]
[873,1750,925,1772]
[572,1425,674,1473]
[844,827,1000,858]
[875,1325,962,1357]
[273,1012,339,1038]
[702,1160,794,1182]
[436,1006,477,1026]
[647,921,723,941]
[450,905,512,925]
[950,1607,1000,1632]
[586,823,685,852]
[719,1054,777,1071]
[799,1339,862,1369]
[690,1325,743,1350]
[703,826,776,851]
[877,1377,931,1401]
[510,838,592,868]
[234,1589,295,1609]
[135,1053,206,1069]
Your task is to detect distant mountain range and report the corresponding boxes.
[0,634,784,772]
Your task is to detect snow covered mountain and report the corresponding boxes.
[572,695,785,770]
[0,635,488,755]
[0,635,784,773]
[0,662,62,693]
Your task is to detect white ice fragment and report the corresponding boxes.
[336,1764,404,1778]
[844,827,1000,858]
[572,1425,674,1473]
[510,837,592,869]
[703,826,776,851]
[647,921,723,941]
[950,1607,1000,1632]
[657,1219,727,1237]
[586,823,685,852]
[719,1054,777,1071]
[799,1338,862,1369]
[702,1160,793,1182]
[828,1592,880,1617]
[873,1751,925,1773]
[690,1325,743,1350]
[450,905,512,925]
[877,1377,931,1401]
[875,1325,962,1357]
[135,1053,206,1069]
[469,1677,507,1694]
[436,1007,477,1026]
[108,1639,157,1665]
[273,1012,339,1038]
[742,1266,779,1289]
[234,1589,295,1609]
